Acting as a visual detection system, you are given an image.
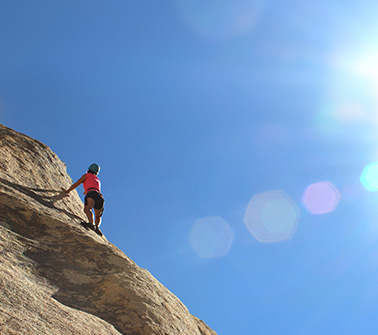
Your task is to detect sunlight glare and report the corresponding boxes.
[302,181,340,215]
[315,48,378,141]
[244,191,300,243]
[189,216,234,259]
[330,48,378,88]
[343,51,378,84]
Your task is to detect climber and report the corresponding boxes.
[64,163,104,235]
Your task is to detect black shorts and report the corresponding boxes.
[85,191,105,216]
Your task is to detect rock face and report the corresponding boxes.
[0,124,217,335]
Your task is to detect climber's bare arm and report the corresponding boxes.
[64,174,87,194]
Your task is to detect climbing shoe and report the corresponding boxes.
[94,227,103,236]
[80,221,95,230]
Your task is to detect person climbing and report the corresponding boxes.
[64,163,104,235]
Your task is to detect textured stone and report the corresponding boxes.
[0,124,217,335]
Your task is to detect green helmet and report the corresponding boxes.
[88,163,100,174]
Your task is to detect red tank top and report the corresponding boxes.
[83,173,101,193]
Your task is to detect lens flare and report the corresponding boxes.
[189,216,234,259]
[244,191,300,243]
[302,181,341,215]
[361,162,378,191]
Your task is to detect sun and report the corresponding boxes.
[333,48,378,85]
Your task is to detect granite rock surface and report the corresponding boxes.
[0,124,217,335]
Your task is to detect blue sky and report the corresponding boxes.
[2,1,378,334]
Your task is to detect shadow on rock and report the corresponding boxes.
[0,177,83,223]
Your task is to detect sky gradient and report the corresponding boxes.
[2,1,378,334]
